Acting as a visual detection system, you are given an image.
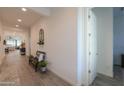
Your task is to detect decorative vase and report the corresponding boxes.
[41,67,47,72]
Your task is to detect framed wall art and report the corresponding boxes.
[37,28,44,45]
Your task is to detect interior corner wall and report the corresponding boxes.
[93,8,113,77]
[30,8,77,85]
[113,16,124,66]
[0,20,5,65]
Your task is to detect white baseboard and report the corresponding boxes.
[47,68,75,86]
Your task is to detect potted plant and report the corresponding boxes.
[38,60,48,72]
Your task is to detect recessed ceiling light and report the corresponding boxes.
[17,19,22,22]
[16,25,19,27]
[21,8,27,12]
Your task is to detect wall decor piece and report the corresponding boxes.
[3,40,6,45]
[37,28,44,45]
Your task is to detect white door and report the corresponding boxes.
[87,9,97,85]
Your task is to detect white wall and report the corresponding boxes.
[93,8,113,77]
[77,8,89,85]
[30,8,77,85]
[0,20,5,65]
[113,16,124,66]
[30,17,49,56]
[48,8,77,85]
[3,26,30,56]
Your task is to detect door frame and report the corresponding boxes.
[87,8,97,85]
[77,7,97,86]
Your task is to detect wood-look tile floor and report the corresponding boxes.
[0,51,70,86]
[92,66,124,86]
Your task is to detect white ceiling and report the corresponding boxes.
[0,7,49,29]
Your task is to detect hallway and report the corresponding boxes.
[0,51,70,86]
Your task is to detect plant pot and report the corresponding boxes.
[41,67,47,72]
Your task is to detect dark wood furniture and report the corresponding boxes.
[29,51,46,72]
[20,48,26,55]
[5,48,9,53]
[121,54,124,68]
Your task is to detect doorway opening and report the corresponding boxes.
[90,7,123,85]
[113,7,124,82]
[77,7,122,86]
